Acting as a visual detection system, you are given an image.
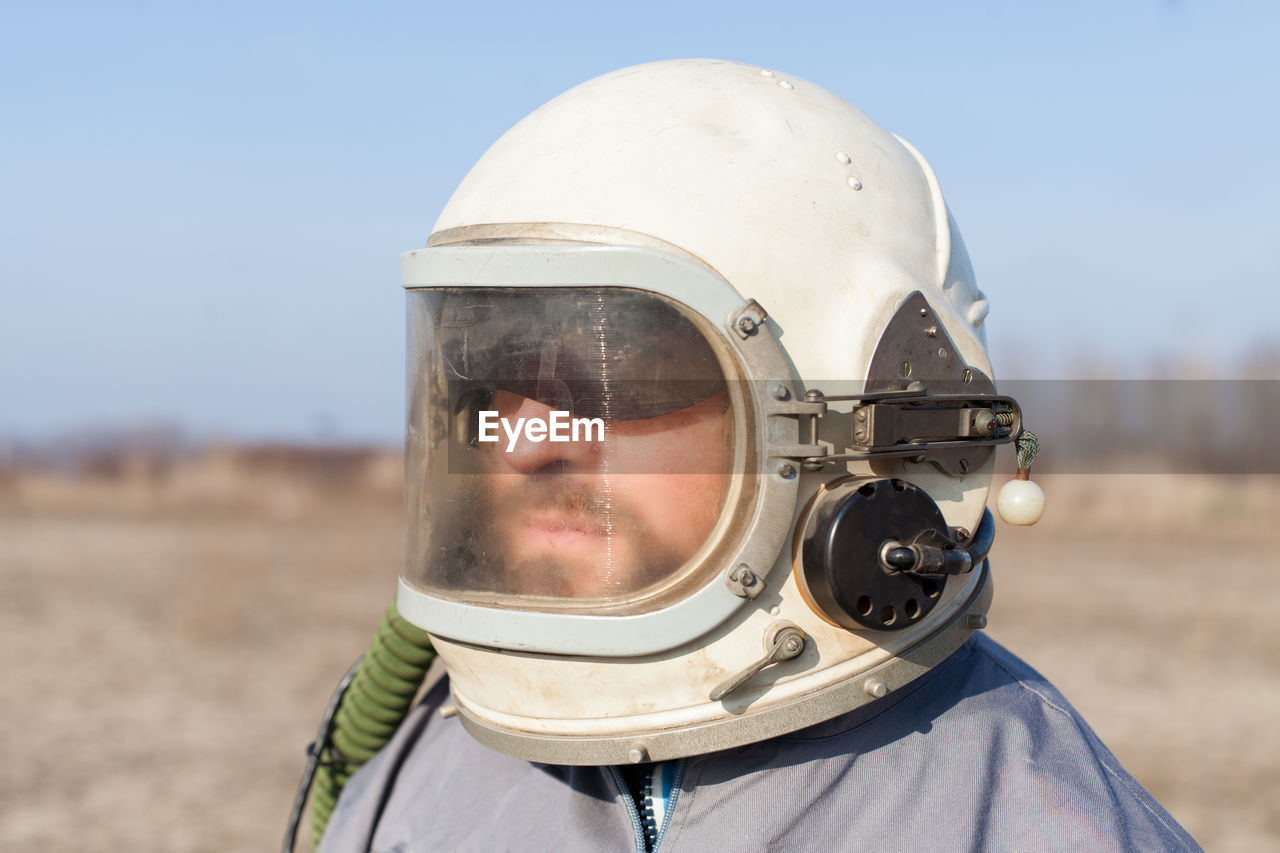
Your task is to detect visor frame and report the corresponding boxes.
[399,239,806,657]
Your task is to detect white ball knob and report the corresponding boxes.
[997,478,1045,526]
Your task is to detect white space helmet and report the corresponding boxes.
[398,60,1023,764]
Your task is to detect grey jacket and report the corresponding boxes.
[317,635,1200,852]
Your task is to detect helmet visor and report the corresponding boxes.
[404,287,747,615]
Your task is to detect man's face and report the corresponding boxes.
[479,389,732,599]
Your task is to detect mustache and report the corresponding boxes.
[490,478,645,535]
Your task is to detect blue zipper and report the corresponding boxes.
[609,760,687,852]
[608,766,648,853]
[651,759,687,850]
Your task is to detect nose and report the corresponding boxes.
[496,394,602,475]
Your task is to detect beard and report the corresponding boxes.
[480,475,690,599]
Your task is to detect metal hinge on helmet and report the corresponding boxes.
[777,291,1021,478]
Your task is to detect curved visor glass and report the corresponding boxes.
[405,287,743,615]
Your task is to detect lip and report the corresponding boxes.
[515,511,608,549]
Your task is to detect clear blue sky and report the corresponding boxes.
[2,1,1276,442]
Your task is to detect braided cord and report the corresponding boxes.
[1015,429,1039,469]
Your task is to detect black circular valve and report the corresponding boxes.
[799,478,951,631]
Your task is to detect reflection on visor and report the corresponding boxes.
[405,285,747,617]
[439,289,726,421]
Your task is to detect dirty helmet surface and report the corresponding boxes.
[399,59,1020,764]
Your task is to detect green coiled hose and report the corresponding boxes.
[283,600,437,852]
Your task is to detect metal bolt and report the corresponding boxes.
[805,389,825,403]
[855,408,867,422]
[627,744,649,763]
[959,458,970,474]
[776,462,797,479]
[962,368,973,384]
[900,360,911,377]
[964,614,988,630]
[864,680,888,698]
[925,325,938,338]
[919,307,928,317]
[771,384,790,401]
[726,564,765,599]
[937,347,948,359]
[736,315,757,335]
[782,635,804,655]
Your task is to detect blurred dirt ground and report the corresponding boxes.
[1,450,1277,851]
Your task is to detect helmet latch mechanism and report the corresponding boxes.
[710,621,808,702]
